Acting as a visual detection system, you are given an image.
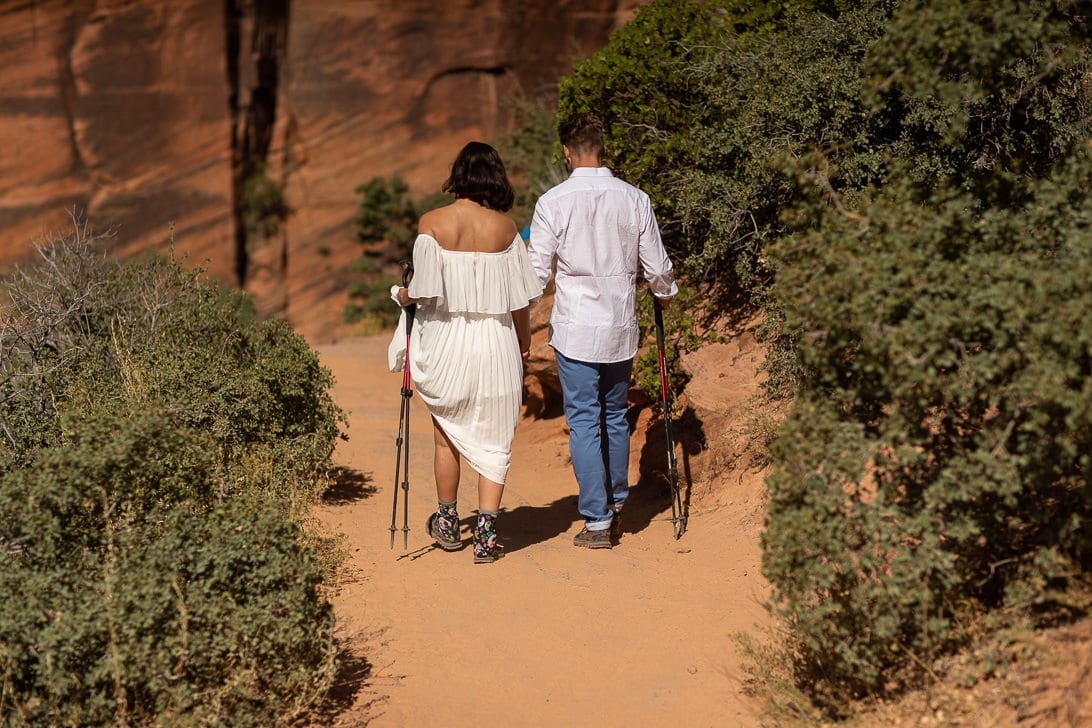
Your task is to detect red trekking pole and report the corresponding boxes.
[654,298,686,539]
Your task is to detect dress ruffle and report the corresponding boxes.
[408,233,542,313]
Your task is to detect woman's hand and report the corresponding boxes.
[396,286,412,307]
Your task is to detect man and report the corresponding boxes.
[528,113,677,549]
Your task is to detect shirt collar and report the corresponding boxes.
[569,167,614,178]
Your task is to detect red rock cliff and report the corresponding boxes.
[0,0,643,341]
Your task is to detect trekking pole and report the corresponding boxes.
[389,265,416,550]
[654,298,686,539]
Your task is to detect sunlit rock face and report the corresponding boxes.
[0,0,643,340]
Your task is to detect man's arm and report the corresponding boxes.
[638,202,679,301]
[527,201,560,289]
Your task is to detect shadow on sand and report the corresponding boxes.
[322,466,378,505]
[497,494,581,553]
[495,400,706,551]
[306,643,376,726]
[633,402,704,539]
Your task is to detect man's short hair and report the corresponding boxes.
[558,113,604,156]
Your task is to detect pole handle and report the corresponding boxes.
[402,263,417,335]
[653,298,669,406]
[653,296,665,348]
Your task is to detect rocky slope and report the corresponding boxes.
[0,0,643,340]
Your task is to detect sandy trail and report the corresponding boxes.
[313,335,769,727]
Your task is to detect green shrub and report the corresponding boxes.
[0,492,335,727]
[762,143,1091,710]
[345,175,447,331]
[497,94,570,229]
[352,175,416,246]
[0,223,345,724]
[678,1,894,289]
[756,1,1091,708]
[244,167,289,238]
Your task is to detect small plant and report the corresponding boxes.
[345,176,446,332]
[244,165,290,238]
[353,175,416,246]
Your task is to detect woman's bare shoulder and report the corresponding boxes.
[417,205,455,236]
[485,212,519,247]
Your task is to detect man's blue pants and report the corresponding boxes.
[554,350,633,530]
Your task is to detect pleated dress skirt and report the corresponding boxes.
[406,233,543,484]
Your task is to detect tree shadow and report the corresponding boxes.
[632,403,705,538]
[322,466,377,505]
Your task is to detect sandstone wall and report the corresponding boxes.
[0,0,643,340]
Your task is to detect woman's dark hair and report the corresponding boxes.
[441,141,515,212]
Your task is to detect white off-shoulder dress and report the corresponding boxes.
[407,233,542,484]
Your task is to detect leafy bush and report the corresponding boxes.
[764,143,1091,709]
[0,420,335,727]
[0,221,344,725]
[497,94,570,229]
[343,260,402,332]
[678,1,894,289]
[759,0,1091,708]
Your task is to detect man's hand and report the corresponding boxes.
[655,296,674,311]
[396,286,412,307]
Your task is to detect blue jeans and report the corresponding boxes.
[554,350,633,530]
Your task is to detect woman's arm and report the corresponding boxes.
[512,306,531,357]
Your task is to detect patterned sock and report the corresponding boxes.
[473,510,498,558]
[434,499,459,540]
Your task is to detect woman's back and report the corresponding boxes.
[419,199,518,254]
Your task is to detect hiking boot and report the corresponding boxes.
[473,543,505,563]
[473,512,504,563]
[573,526,612,549]
[610,511,622,542]
[427,511,463,551]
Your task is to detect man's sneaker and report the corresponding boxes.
[573,526,612,549]
[610,511,622,541]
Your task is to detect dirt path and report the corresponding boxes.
[313,335,771,727]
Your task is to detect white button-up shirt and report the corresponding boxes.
[528,167,678,363]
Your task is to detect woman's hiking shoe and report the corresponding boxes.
[473,544,504,563]
[427,511,463,551]
[473,512,503,563]
[573,526,612,549]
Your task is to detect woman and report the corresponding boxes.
[396,142,541,563]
